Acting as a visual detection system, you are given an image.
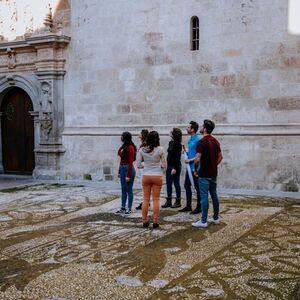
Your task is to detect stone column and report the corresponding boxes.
[0,112,3,173]
[28,34,70,179]
[29,111,40,149]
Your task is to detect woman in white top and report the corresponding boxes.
[136,131,166,229]
[135,129,149,210]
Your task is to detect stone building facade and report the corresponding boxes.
[0,0,299,191]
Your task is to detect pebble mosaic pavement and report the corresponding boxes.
[0,183,299,300]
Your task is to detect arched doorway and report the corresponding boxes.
[1,88,35,174]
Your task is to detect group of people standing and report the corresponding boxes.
[116,119,223,229]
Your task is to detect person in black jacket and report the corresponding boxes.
[162,128,183,208]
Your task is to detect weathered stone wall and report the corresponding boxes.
[218,135,299,191]
[62,128,300,191]
[61,0,300,191]
[1,0,299,190]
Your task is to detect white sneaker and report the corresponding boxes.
[208,217,219,225]
[192,220,208,228]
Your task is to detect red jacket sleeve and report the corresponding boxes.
[126,145,135,177]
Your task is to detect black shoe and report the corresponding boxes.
[136,203,142,210]
[143,222,149,228]
[137,202,150,210]
[161,198,172,208]
[178,206,192,212]
[190,208,202,214]
[171,198,181,208]
[153,223,159,229]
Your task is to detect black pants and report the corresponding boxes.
[166,165,181,199]
[184,172,200,208]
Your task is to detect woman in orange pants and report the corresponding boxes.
[136,131,166,229]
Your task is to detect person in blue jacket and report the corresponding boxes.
[178,121,201,214]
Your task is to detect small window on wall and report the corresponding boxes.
[191,16,199,51]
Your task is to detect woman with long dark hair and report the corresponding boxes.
[116,131,137,215]
[136,131,166,229]
[139,129,149,148]
[162,128,183,208]
[136,129,149,210]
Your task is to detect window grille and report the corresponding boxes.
[191,16,199,51]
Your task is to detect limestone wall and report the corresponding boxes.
[62,128,300,192]
[1,0,299,190]
[61,0,300,191]
[60,0,300,189]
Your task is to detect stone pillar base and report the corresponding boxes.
[33,145,65,179]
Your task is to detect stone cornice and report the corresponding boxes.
[35,144,66,153]
[63,123,300,136]
[0,34,71,51]
[0,33,70,73]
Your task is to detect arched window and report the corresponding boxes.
[191,16,199,51]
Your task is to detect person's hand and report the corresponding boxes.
[125,177,131,182]
[185,159,190,164]
[193,171,199,178]
[171,169,176,175]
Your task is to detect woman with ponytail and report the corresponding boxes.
[116,131,137,215]
[136,131,166,229]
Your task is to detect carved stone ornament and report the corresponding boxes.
[40,81,52,113]
[6,47,16,69]
[57,20,63,35]
[5,102,14,121]
[43,5,54,32]
[40,112,53,141]
[6,74,15,85]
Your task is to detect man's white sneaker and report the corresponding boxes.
[208,218,219,225]
[192,220,208,228]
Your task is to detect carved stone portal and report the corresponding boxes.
[40,112,53,141]
[6,48,16,69]
[40,81,52,113]
[0,33,70,178]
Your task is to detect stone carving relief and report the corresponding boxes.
[43,5,54,33]
[16,52,36,65]
[6,74,15,85]
[40,81,52,113]
[39,81,53,141]
[5,102,14,120]
[37,49,52,60]
[57,20,63,35]
[6,47,16,69]
[40,113,53,141]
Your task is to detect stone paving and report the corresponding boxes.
[0,181,299,300]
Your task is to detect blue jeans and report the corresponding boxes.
[120,165,135,210]
[166,165,181,199]
[199,177,219,223]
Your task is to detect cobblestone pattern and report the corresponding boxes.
[0,184,299,299]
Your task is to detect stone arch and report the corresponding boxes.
[0,73,41,111]
[0,73,41,174]
[1,87,35,174]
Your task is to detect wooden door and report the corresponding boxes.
[1,88,35,174]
